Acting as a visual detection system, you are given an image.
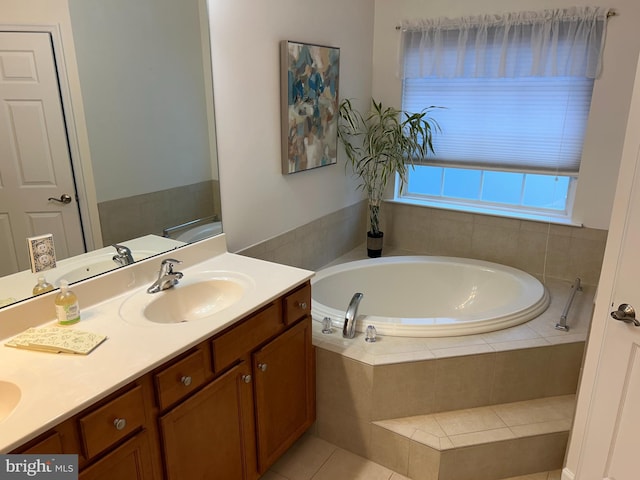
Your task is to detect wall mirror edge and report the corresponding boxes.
[0,0,222,310]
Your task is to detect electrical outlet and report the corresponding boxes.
[26,233,57,273]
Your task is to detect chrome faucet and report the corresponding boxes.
[343,292,364,339]
[147,258,183,294]
[112,244,135,267]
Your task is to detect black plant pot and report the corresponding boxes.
[367,231,384,258]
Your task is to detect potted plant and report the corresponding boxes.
[337,98,439,257]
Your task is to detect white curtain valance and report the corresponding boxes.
[399,6,611,79]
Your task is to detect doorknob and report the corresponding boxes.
[611,304,640,327]
[48,194,72,204]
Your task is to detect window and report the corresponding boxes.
[395,7,610,223]
[403,166,573,217]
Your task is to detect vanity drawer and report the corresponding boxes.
[212,302,283,372]
[155,347,210,410]
[283,282,311,325]
[79,385,146,459]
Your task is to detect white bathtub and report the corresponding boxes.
[311,256,549,337]
[175,221,223,243]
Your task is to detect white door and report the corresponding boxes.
[0,31,85,276]
[573,55,640,479]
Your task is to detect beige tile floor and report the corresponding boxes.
[262,433,562,480]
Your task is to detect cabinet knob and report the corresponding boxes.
[113,418,127,431]
[242,374,252,384]
[298,301,308,311]
[180,375,192,387]
[258,363,268,372]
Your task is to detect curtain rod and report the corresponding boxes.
[395,9,617,30]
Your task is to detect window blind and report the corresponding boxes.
[402,76,594,174]
[399,7,608,175]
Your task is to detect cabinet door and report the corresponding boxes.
[159,362,255,480]
[79,431,155,480]
[253,318,315,472]
[19,420,87,469]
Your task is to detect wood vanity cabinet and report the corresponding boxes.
[158,361,255,479]
[253,316,314,471]
[160,281,315,479]
[78,431,156,480]
[13,281,314,480]
[17,377,159,480]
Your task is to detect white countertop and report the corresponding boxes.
[0,234,186,307]
[0,235,313,452]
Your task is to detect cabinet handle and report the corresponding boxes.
[297,301,308,310]
[113,418,127,431]
[180,375,192,387]
[242,374,252,384]
[258,363,268,372]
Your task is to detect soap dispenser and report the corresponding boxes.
[55,280,81,326]
[32,276,54,296]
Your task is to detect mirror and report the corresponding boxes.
[0,0,221,307]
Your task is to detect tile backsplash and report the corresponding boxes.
[239,200,606,285]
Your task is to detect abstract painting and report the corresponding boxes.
[281,41,340,174]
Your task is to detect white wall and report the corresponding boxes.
[68,0,214,203]
[208,0,374,252]
[372,0,640,230]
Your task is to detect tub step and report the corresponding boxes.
[371,394,575,480]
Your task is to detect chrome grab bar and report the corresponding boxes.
[556,277,582,332]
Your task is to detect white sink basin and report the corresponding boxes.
[53,260,124,284]
[51,250,160,285]
[0,381,21,423]
[120,272,252,325]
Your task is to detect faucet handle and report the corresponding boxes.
[112,243,131,254]
[161,258,182,273]
[112,244,135,266]
[162,258,182,265]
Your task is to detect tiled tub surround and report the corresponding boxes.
[239,201,367,271]
[383,202,607,286]
[312,246,594,480]
[235,202,601,479]
[98,179,221,246]
[239,200,606,288]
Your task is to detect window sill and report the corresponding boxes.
[388,197,583,227]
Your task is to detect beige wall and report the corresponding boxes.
[208,0,374,253]
[372,0,640,231]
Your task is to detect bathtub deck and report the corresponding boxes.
[312,276,592,367]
